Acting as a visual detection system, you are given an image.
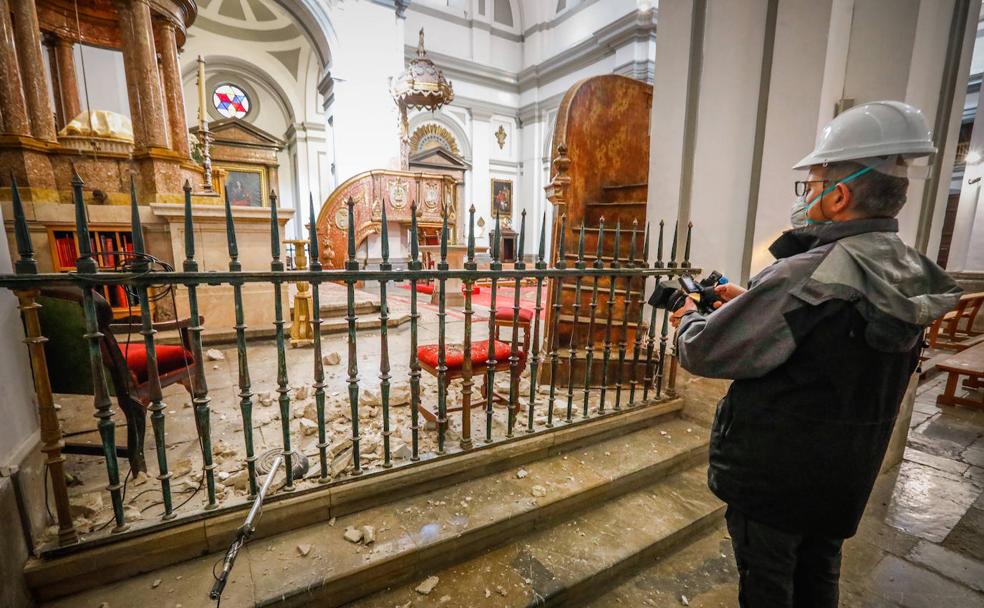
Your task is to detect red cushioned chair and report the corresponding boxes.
[493,306,533,355]
[416,336,527,425]
[38,286,198,474]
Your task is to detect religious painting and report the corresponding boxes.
[224,168,264,207]
[491,178,513,216]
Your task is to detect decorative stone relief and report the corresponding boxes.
[495,125,507,150]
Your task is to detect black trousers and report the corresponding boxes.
[726,506,844,608]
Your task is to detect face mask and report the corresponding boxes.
[790,194,810,228]
[790,165,875,229]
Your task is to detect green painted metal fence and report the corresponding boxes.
[0,169,696,550]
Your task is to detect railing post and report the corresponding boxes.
[628,222,648,406]
[643,220,664,401]
[565,221,586,423]
[599,221,619,413]
[270,193,297,488]
[226,190,258,496]
[73,167,129,530]
[583,217,604,418]
[408,202,422,461]
[378,202,393,466]
[507,210,526,437]
[436,210,449,454]
[484,212,501,443]
[614,223,637,411]
[308,195,329,481]
[183,180,218,509]
[344,198,362,474]
[461,205,477,449]
[656,221,678,398]
[10,175,78,544]
[526,213,547,434]
[546,214,567,428]
[131,178,175,518]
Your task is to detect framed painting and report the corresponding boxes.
[223,166,266,207]
[491,178,513,217]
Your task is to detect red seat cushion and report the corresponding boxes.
[121,343,195,383]
[494,307,534,322]
[417,340,525,371]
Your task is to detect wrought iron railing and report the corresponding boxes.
[0,169,695,550]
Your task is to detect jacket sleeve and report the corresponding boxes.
[674,267,799,380]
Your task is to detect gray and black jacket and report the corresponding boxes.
[675,218,961,538]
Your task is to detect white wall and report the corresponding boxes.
[0,211,39,468]
[649,0,981,282]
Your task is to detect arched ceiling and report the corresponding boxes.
[192,0,333,69]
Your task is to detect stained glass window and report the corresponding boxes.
[213,83,250,119]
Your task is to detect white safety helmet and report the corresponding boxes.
[793,100,936,172]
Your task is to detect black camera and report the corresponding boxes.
[649,271,726,314]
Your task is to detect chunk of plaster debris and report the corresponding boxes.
[206,349,224,361]
[296,543,312,557]
[531,485,547,498]
[343,527,363,543]
[415,576,440,595]
[516,468,528,479]
[324,352,341,365]
[152,579,162,589]
[361,525,376,545]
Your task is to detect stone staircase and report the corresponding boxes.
[31,399,721,607]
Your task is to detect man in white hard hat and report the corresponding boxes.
[669,101,962,607]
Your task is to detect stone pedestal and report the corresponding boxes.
[151,203,295,333]
[421,244,468,307]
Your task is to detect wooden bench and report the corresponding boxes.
[936,341,984,409]
[927,291,984,351]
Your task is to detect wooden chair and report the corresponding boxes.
[38,286,198,475]
[493,306,533,354]
[416,314,531,425]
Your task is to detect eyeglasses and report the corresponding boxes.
[794,179,828,197]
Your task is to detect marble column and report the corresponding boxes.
[45,34,81,130]
[156,19,190,157]
[115,0,167,149]
[43,35,64,129]
[0,0,30,136]
[11,0,56,141]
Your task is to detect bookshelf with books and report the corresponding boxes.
[48,227,140,318]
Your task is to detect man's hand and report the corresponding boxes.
[670,296,698,328]
[712,283,747,309]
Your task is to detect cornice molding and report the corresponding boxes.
[517,91,566,125]
[407,2,522,42]
[517,9,656,89]
[403,8,656,95]
[452,95,518,120]
[404,44,520,92]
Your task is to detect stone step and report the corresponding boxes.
[28,399,686,602]
[37,408,708,607]
[582,519,736,607]
[351,464,723,607]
